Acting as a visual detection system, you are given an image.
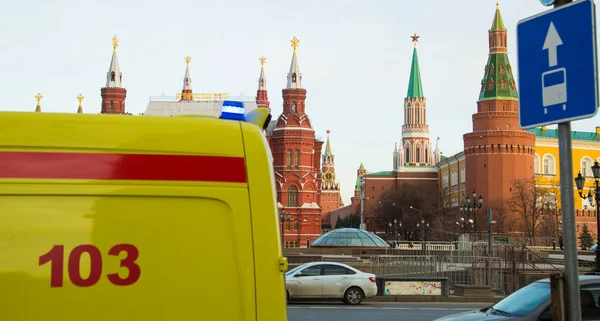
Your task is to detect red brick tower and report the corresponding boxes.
[321,130,343,222]
[180,56,193,101]
[270,37,324,247]
[463,4,536,231]
[101,36,127,114]
[256,56,270,110]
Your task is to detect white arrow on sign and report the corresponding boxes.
[543,22,563,67]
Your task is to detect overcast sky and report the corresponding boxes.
[1,0,599,204]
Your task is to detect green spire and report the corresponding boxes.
[491,2,506,31]
[324,130,333,156]
[355,175,362,191]
[478,4,518,101]
[406,46,424,98]
[355,163,366,191]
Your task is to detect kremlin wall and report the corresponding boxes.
[26,4,600,247]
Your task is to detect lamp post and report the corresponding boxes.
[575,161,600,272]
[417,218,429,242]
[460,190,484,234]
[279,209,291,248]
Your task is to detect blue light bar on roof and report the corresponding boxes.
[220,100,246,121]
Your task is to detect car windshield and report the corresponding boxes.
[492,281,551,317]
[285,264,307,276]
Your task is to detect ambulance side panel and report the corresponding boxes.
[240,122,287,321]
[0,112,259,321]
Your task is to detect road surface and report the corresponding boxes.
[287,302,490,321]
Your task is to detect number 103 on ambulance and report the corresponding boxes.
[39,244,141,287]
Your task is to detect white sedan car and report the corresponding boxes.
[285,261,378,305]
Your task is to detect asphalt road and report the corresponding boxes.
[287,302,490,321]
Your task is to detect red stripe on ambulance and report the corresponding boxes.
[0,151,247,183]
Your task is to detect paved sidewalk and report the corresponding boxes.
[365,295,503,303]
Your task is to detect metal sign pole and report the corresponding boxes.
[552,2,581,320]
[558,121,581,321]
[518,0,598,318]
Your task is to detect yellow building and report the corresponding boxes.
[532,126,600,211]
[435,153,466,209]
[437,126,600,234]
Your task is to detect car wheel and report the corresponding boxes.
[344,287,364,305]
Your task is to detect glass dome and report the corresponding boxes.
[311,228,389,248]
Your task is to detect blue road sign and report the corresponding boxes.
[517,0,599,129]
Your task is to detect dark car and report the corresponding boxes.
[433,275,600,321]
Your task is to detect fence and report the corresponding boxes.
[369,242,595,295]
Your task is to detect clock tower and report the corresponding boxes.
[321,130,343,223]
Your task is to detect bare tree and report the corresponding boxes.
[488,199,509,233]
[374,183,433,239]
[509,177,555,245]
[433,186,457,241]
[544,179,562,239]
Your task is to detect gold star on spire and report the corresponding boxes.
[260,56,266,66]
[112,36,119,52]
[411,33,420,48]
[290,37,300,54]
[185,56,191,66]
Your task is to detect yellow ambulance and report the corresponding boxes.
[0,102,288,321]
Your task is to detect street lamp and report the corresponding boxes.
[575,161,600,272]
[461,190,484,234]
[279,209,291,248]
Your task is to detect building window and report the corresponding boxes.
[293,151,299,169]
[443,172,449,188]
[285,220,291,230]
[542,155,556,175]
[287,151,292,169]
[582,157,594,177]
[292,73,297,83]
[460,165,466,183]
[405,147,410,164]
[499,64,504,74]
[416,147,420,163]
[534,154,541,175]
[487,78,494,91]
[287,186,299,207]
[109,101,114,110]
[451,168,458,186]
[291,102,297,112]
[111,71,115,82]
[293,220,299,230]
[500,79,506,90]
